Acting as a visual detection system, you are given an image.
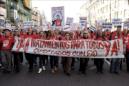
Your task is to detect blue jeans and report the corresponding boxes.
[110,58,121,73]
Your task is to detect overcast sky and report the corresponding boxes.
[32,0,86,23]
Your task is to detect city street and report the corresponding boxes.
[1,0,129,86]
[0,61,129,86]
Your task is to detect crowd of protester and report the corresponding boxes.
[0,25,129,76]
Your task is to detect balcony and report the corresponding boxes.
[10,9,18,21]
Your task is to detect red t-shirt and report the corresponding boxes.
[126,34,129,52]
[2,36,14,50]
[90,33,96,40]
[95,36,103,40]
[105,32,111,40]
[111,31,122,40]
[20,34,28,39]
[55,19,62,26]
[31,34,40,39]
[0,34,3,50]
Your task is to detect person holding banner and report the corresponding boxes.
[62,32,72,76]
[18,29,28,64]
[0,30,3,68]
[125,30,129,73]
[110,26,122,74]
[12,29,21,73]
[32,29,39,66]
[122,28,128,71]
[94,30,104,74]
[79,31,89,74]
[37,31,48,73]
[25,28,35,72]
[104,29,111,40]
[1,29,14,73]
[48,30,59,74]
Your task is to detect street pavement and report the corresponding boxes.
[0,60,129,86]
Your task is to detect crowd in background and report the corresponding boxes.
[0,25,129,76]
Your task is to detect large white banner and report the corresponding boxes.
[12,38,124,58]
[51,6,64,27]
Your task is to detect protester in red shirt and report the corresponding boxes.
[47,30,59,74]
[111,26,123,40]
[1,29,14,73]
[62,32,72,76]
[12,29,21,73]
[79,31,89,75]
[31,29,40,39]
[94,30,104,74]
[104,29,111,40]
[89,30,96,40]
[25,28,36,72]
[37,31,48,73]
[20,29,28,39]
[125,29,129,72]
[122,28,128,53]
[110,26,122,74]
[0,29,3,68]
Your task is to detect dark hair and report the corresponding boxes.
[117,26,121,29]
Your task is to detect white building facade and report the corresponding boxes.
[80,0,129,26]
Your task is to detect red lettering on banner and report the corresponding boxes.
[98,42,104,49]
[87,41,105,50]
[31,39,39,47]
[104,41,111,56]
[55,41,60,48]
[117,40,120,51]
[88,41,98,49]
[87,50,97,57]
[65,41,71,49]
[60,41,67,49]
[71,40,84,49]
[24,39,30,52]
[16,39,21,48]
[39,40,45,48]
[92,41,97,49]
[16,39,24,51]
[111,41,118,56]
